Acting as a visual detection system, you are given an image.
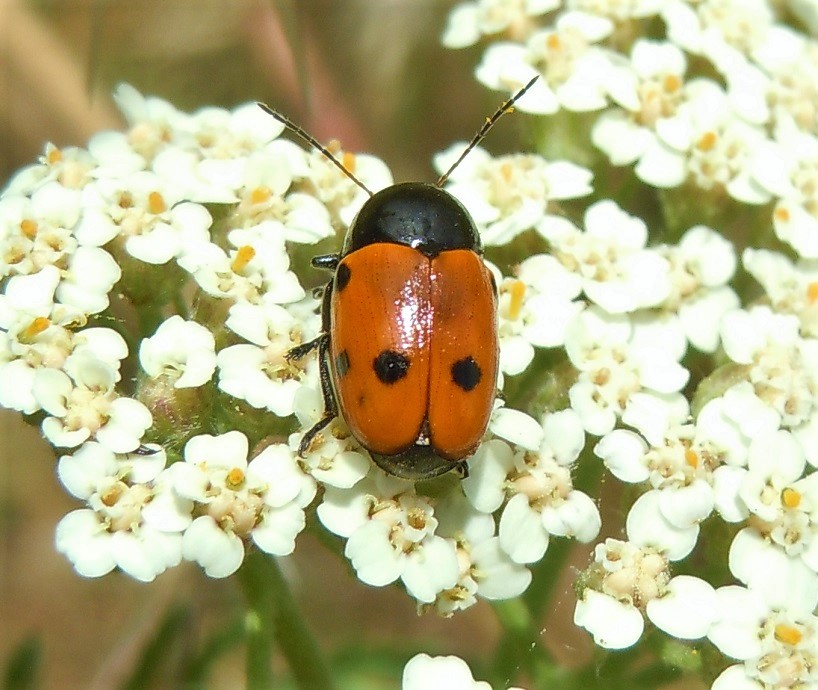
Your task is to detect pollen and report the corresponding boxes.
[546,33,562,51]
[19,219,38,239]
[231,245,256,273]
[684,448,699,469]
[250,186,273,205]
[775,206,791,223]
[148,191,167,214]
[101,484,124,507]
[507,279,526,321]
[782,487,802,509]
[775,623,803,646]
[119,191,134,209]
[23,317,51,340]
[807,282,818,303]
[696,131,718,151]
[46,146,63,164]
[662,74,682,93]
[225,467,245,489]
[342,151,357,174]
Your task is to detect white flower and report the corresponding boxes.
[749,126,818,259]
[626,490,699,561]
[2,143,97,196]
[289,386,371,489]
[217,302,318,416]
[0,183,81,279]
[434,144,592,246]
[573,538,667,649]
[55,245,121,315]
[742,248,818,337]
[0,302,126,414]
[229,144,334,244]
[661,0,775,71]
[34,353,152,453]
[301,143,393,227]
[657,225,739,352]
[717,430,818,576]
[575,539,715,650]
[595,417,724,531]
[540,200,671,314]
[76,172,212,264]
[708,584,818,690]
[139,316,216,388]
[113,83,193,164]
[431,491,531,615]
[441,0,558,48]
[318,471,460,603]
[171,431,316,577]
[638,79,770,201]
[495,255,584,375]
[178,223,305,305]
[402,654,493,690]
[591,39,688,173]
[565,307,689,437]
[464,409,599,564]
[719,306,818,465]
[475,12,621,114]
[729,529,818,613]
[54,442,191,582]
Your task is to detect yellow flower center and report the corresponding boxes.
[507,279,526,321]
[46,146,63,164]
[343,151,357,174]
[148,191,167,215]
[225,467,245,490]
[782,487,802,509]
[775,623,803,646]
[684,448,699,469]
[20,219,38,239]
[696,131,718,151]
[250,186,273,205]
[807,282,818,304]
[231,245,256,273]
[22,317,51,341]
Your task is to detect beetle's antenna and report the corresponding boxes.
[435,75,539,188]
[257,102,374,197]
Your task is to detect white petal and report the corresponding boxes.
[499,494,549,563]
[646,575,716,639]
[574,590,644,649]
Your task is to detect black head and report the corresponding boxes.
[342,182,481,258]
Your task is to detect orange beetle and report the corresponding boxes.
[270,77,538,479]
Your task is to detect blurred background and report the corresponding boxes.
[0,1,594,687]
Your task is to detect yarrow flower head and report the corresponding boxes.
[7,1,818,683]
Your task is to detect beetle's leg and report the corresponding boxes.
[298,333,339,457]
[286,336,323,362]
[312,253,339,271]
[453,460,470,479]
[286,280,333,362]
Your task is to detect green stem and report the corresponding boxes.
[238,550,337,690]
[491,598,570,688]
[238,552,276,690]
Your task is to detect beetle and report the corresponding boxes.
[258,77,537,480]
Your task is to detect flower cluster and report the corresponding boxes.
[5,0,818,685]
[436,0,818,687]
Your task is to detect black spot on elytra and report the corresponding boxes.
[451,356,481,392]
[335,349,350,376]
[373,350,410,385]
[335,263,352,292]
